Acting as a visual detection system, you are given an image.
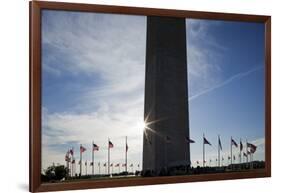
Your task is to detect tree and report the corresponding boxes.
[43,164,69,182]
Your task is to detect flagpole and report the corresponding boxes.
[249,150,252,169]
[125,136,128,173]
[251,152,254,169]
[238,139,241,170]
[65,159,68,177]
[246,139,249,168]
[71,147,73,177]
[80,145,82,177]
[70,158,72,177]
[250,153,252,169]
[67,149,70,176]
[92,141,94,176]
[249,142,253,169]
[108,138,110,175]
[86,161,87,175]
[230,136,233,169]
[65,151,67,176]
[74,161,76,176]
[218,135,220,167]
[203,133,205,167]
[252,153,254,164]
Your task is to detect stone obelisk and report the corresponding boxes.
[142,16,190,175]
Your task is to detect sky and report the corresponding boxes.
[41,10,265,174]
[186,19,265,166]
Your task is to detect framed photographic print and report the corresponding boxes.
[30,1,271,192]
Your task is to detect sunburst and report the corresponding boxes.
[142,109,167,141]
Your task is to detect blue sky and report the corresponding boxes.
[186,19,265,165]
[41,10,146,174]
[41,10,265,173]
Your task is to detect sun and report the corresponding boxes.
[140,121,147,131]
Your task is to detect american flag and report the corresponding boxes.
[240,140,243,151]
[231,138,238,147]
[80,145,86,153]
[69,148,74,156]
[126,143,128,152]
[115,163,120,167]
[122,163,126,167]
[109,140,114,148]
[218,136,222,150]
[65,154,70,162]
[185,137,195,143]
[247,142,257,153]
[203,137,211,146]
[93,143,99,151]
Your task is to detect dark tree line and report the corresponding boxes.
[41,165,69,182]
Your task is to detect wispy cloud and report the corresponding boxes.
[41,10,146,171]
[187,19,226,99]
[42,14,265,172]
[189,65,263,101]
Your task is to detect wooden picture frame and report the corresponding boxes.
[30,1,271,192]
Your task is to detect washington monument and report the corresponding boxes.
[143,16,190,175]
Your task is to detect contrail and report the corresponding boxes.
[189,65,263,101]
